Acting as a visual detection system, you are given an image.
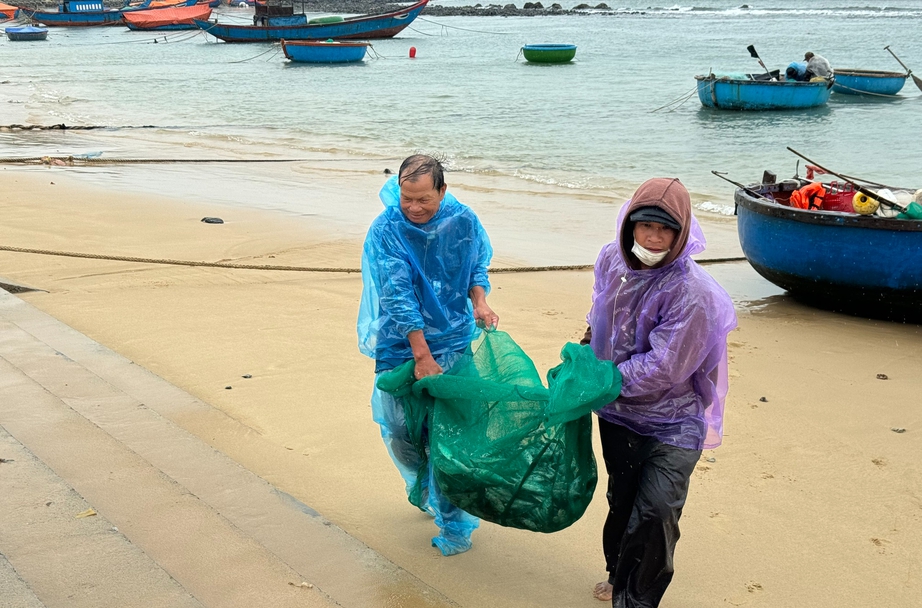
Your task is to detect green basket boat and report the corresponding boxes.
[522,44,577,64]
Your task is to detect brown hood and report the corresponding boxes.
[620,177,692,269]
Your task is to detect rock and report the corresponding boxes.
[876,373,888,380]
[759,396,767,402]
[594,2,610,8]
[242,374,252,379]
[201,217,224,224]
[573,3,590,8]
[891,427,906,433]
[225,386,232,390]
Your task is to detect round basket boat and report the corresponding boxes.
[522,43,576,64]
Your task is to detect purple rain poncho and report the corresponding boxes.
[357,175,492,371]
[587,201,737,450]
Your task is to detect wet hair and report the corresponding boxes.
[398,154,446,191]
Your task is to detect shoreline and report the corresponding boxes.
[2,165,921,607]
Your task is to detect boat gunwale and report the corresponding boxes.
[694,74,833,88]
[198,0,428,32]
[833,69,908,79]
[734,186,922,233]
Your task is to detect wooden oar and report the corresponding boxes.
[884,45,922,93]
[747,45,774,80]
[786,147,908,212]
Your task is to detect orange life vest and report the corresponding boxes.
[789,182,827,210]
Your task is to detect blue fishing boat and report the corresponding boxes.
[734,178,922,320]
[831,69,908,96]
[5,24,48,39]
[696,71,833,110]
[19,0,152,26]
[193,0,428,43]
[281,39,369,63]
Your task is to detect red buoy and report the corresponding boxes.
[409,46,417,58]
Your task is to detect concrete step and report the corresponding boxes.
[0,289,455,608]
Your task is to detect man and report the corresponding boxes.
[357,154,499,556]
[804,51,833,79]
[582,178,736,606]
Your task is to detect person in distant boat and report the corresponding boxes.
[581,178,736,606]
[357,154,499,557]
[804,52,833,79]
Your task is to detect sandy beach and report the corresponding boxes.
[1,165,921,607]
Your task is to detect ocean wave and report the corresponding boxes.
[613,5,922,16]
[695,201,736,216]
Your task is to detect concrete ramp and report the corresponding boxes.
[0,288,456,608]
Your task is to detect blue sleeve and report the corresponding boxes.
[375,224,425,337]
[468,212,493,293]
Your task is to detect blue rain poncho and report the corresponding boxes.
[358,175,493,370]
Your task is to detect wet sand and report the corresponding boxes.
[1,166,921,607]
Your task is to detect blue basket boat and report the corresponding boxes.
[696,71,833,110]
[831,69,908,96]
[5,25,49,40]
[521,44,577,64]
[734,178,922,320]
[281,39,369,63]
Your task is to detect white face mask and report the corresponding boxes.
[631,242,669,267]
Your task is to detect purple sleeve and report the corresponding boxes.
[616,288,715,398]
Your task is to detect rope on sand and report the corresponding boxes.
[0,245,747,273]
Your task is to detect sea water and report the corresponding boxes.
[1,0,920,245]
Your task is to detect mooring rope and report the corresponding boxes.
[0,245,747,273]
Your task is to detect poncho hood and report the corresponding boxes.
[620,177,700,270]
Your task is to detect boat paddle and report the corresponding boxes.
[884,45,922,93]
[746,45,775,80]
[786,147,909,213]
[711,171,775,202]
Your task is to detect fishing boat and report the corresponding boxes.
[124,3,211,30]
[734,176,922,320]
[521,44,577,64]
[281,39,369,63]
[695,71,834,110]
[5,24,47,39]
[193,0,428,43]
[831,69,908,96]
[18,0,157,26]
[0,1,18,19]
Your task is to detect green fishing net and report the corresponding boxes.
[376,330,622,533]
[897,202,922,220]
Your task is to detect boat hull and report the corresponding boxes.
[194,0,427,42]
[19,8,125,26]
[696,75,833,110]
[831,69,907,96]
[735,186,922,318]
[281,40,368,63]
[522,44,576,64]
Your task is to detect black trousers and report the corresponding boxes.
[598,418,701,608]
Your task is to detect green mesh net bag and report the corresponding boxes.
[376,330,622,533]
